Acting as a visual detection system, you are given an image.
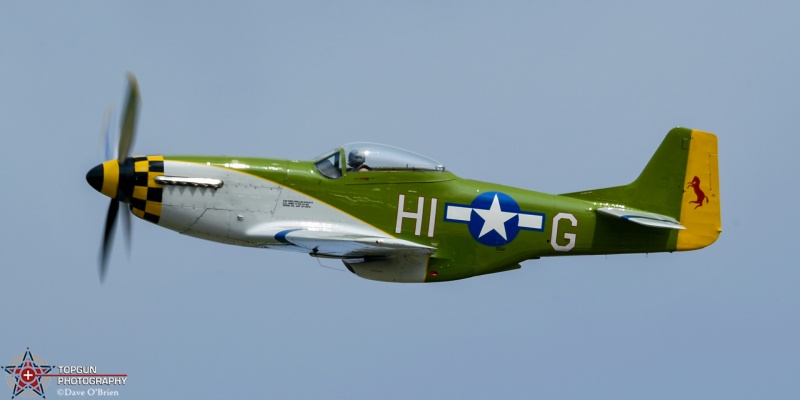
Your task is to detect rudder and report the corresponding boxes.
[676,130,721,250]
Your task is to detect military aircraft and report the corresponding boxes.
[86,74,721,282]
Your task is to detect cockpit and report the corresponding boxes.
[314,142,446,179]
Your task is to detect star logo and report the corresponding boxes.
[4,348,53,399]
[444,192,545,246]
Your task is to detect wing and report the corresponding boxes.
[274,229,436,257]
[597,207,685,230]
[246,223,435,258]
[246,223,436,283]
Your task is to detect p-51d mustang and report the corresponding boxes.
[86,74,721,282]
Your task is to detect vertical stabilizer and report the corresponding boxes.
[561,127,721,251]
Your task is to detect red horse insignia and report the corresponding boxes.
[686,176,709,209]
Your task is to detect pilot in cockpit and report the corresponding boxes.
[347,149,372,172]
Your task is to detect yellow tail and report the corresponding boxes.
[676,130,722,250]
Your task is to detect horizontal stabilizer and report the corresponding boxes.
[597,207,685,230]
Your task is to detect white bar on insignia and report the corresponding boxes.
[446,205,472,222]
[518,213,543,229]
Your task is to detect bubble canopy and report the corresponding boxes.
[313,142,445,179]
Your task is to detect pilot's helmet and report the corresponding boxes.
[348,149,365,167]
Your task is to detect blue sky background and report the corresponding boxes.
[2,1,799,399]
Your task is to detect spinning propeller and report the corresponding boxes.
[86,73,140,282]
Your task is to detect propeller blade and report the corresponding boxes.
[102,105,115,161]
[122,204,131,258]
[100,199,120,282]
[117,72,140,162]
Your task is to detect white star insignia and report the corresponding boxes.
[473,194,516,239]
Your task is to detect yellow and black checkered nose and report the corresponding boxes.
[86,155,165,224]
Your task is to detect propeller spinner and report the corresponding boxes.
[86,73,140,282]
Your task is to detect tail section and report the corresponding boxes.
[562,127,721,251]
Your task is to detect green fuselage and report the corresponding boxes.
[166,154,677,282]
